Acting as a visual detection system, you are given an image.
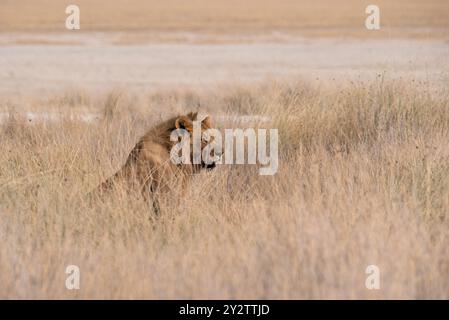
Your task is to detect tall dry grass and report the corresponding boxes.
[0,79,448,299]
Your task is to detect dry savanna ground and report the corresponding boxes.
[0,79,448,299]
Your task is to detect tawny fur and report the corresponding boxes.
[95,112,214,213]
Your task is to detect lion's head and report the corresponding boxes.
[172,112,221,172]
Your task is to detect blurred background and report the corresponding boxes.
[1,0,449,39]
[0,0,448,108]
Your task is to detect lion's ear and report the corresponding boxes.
[187,112,198,120]
[175,116,193,131]
[202,115,211,127]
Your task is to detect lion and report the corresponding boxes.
[95,112,219,214]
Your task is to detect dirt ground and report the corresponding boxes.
[1,38,448,101]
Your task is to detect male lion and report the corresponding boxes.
[95,112,219,214]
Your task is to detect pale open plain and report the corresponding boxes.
[1,39,448,99]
